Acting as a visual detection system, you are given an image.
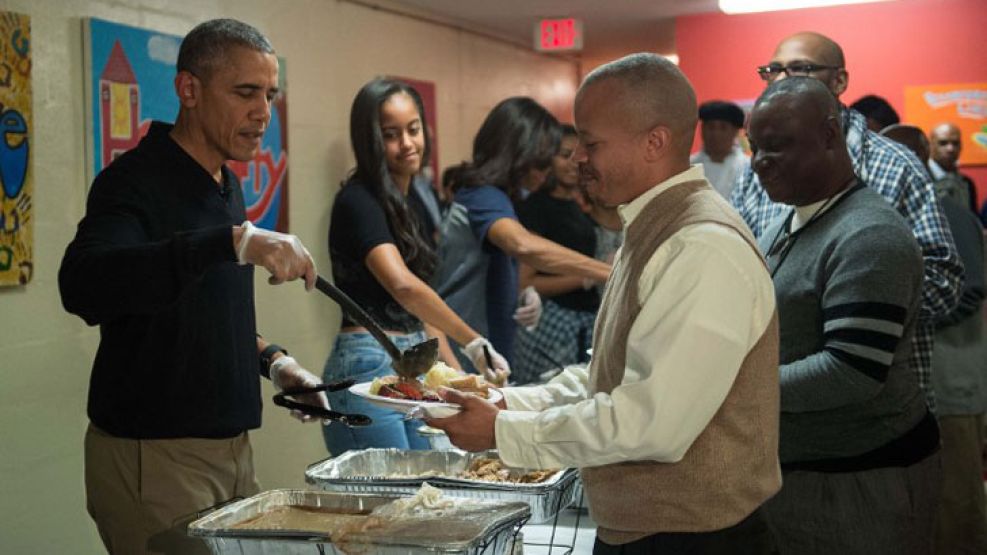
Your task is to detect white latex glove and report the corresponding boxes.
[269,356,331,424]
[236,220,317,290]
[513,286,542,330]
[462,337,511,385]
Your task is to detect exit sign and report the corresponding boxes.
[534,18,583,52]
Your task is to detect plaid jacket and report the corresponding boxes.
[731,107,965,411]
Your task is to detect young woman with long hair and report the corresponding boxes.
[323,79,508,454]
[436,98,611,366]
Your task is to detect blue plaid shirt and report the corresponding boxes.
[731,107,964,412]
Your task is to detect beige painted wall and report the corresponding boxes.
[0,0,577,551]
[579,19,677,78]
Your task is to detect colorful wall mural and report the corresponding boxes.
[0,11,32,286]
[85,18,289,231]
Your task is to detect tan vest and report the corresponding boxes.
[582,180,781,544]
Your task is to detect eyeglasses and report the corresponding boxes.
[756,62,843,82]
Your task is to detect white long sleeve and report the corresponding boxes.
[501,364,592,412]
[495,191,775,470]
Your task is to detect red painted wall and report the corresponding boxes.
[676,0,987,206]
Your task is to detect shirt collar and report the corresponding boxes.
[928,159,948,179]
[792,190,840,232]
[790,179,857,232]
[144,121,237,197]
[618,165,705,227]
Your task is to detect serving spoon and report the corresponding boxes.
[314,275,438,380]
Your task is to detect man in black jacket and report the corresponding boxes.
[59,19,326,554]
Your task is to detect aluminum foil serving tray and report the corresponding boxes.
[306,449,578,524]
[188,488,529,555]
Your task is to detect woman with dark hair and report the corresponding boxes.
[435,98,611,366]
[324,78,508,454]
[513,124,608,383]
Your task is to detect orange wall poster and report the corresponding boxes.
[905,83,987,166]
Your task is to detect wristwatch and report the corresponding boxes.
[260,343,288,375]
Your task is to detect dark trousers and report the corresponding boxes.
[593,508,777,555]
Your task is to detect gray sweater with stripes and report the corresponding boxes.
[759,185,928,463]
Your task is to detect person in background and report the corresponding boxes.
[436,97,611,366]
[928,122,978,214]
[690,100,749,198]
[849,94,900,132]
[426,170,490,373]
[751,76,939,555]
[575,178,625,300]
[59,19,327,554]
[731,30,964,412]
[880,124,931,170]
[927,190,987,555]
[430,53,780,555]
[515,162,550,202]
[425,142,543,375]
[513,124,601,383]
[323,78,509,455]
[882,124,987,554]
[586,198,623,258]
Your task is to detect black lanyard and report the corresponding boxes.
[764,181,863,278]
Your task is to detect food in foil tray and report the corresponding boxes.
[228,484,469,537]
[361,457,559,484]
[232,505,376,534]
[369,361,492,401]
[459,457,559,484]
[304,450,577,524]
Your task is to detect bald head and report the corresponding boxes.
[755,76,841,124]
[769,31,848,97]
[749,77,852,205]
[930,122,962,171]
[578,53,697,158]
[572,53,698,206]
[932,122,961,136]
[775,32,844,67]
[881,124,930,165]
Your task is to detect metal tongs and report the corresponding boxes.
[315,275,438,380]
[272,380,372,427]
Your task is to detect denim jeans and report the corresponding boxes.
[321,331,431,455]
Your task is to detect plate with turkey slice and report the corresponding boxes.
[349,378,502,419]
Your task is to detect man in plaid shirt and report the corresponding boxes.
[731,31,964,411]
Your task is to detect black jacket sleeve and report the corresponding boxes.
[59,167,235,326]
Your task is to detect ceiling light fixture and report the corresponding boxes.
[719,0,894,14]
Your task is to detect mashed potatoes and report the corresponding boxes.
[369,361,492,400]
[369,362,461,396]
[423,361,462,390]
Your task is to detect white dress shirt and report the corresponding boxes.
[495,166,776,470]
[690,146,750,199]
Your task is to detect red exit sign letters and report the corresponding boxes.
[534,18,583,52]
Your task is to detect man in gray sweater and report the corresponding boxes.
[750,77,942,554]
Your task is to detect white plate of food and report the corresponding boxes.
[349,374,502,420]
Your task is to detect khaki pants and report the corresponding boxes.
[935,414,987,555]
[84,424,260,555]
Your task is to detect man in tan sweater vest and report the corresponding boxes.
[428,53,781,554]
